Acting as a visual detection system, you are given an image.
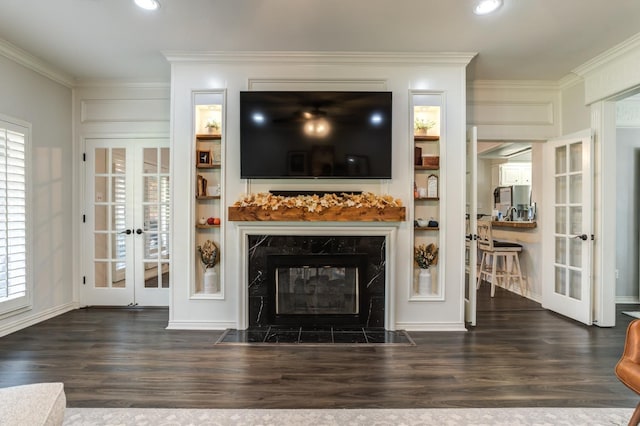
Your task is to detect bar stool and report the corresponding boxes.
[476,220,525,297]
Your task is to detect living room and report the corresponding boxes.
[2,1,640,424]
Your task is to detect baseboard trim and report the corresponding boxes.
[0,301,79,337]
[166,320,236,331]
[396,322,467,332]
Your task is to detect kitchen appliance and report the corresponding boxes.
[493,185,531,220]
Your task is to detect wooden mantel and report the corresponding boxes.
[228,206,406,222]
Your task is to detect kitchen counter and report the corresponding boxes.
[492,220,537,229]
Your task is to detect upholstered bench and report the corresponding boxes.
[0,382,66,426]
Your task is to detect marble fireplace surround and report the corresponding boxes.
[236,224,398,330]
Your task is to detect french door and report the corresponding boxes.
[542,130,593,325]
[465,126,478,326]
[82,138,170,306]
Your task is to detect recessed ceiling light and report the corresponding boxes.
[474,0,502,15]
[134,0,160,11]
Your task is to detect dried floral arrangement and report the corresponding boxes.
[197,240,219,270]
[232,192,403,213]
[415,243,438,269]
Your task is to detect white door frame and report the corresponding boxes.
[591,100,618,327]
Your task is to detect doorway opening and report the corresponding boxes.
[474,140,544,315]
[615,94,640,306]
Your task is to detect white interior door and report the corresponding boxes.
[542,129,593,325]
[83,138,170,306]
[465,126,478,326]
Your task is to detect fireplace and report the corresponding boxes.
[267,253,368,327]
[247,235,386,328]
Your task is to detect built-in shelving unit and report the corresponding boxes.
[412,95,443,300]
[193,93,224,298]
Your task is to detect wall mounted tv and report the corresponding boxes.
[240,91,392,179]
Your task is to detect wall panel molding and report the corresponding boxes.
[80,98,170,123]
[467,81,560,140]
[469,101,553,126]
[248,78,387,91]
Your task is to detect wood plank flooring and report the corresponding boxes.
[0,286,638,409]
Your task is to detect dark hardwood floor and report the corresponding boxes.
[1,286,638,409]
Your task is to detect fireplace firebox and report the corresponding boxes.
[267,254,368,326]
[246,235,386,328]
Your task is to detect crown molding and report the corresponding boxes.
[468,80,559,91]
[163,51,477,67]
[573,32,640,77]
[0,38,75,88]
[557,73,583,90]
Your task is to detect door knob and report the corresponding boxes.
[136,228,144,235]
[573,234,588,241]
[119,229,132,235]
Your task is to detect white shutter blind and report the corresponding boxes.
[0,122,27,306]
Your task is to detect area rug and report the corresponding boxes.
[623,311,640,319]
[64,407,634,426]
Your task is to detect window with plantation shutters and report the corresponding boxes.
[0,116,29,315]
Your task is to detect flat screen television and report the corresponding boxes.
[240,91,392,179]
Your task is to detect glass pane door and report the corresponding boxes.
[135,146,171,305]
[554,142,583,300]
[84,139,170,306]
[88,144,134,305]
[543,130,592,325]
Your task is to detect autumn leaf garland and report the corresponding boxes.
[233,192,403,213]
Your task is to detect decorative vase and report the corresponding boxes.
[418,268,432,295]
[203,268,218,293]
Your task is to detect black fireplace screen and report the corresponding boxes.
[266,253,369,326]
[275,266,359,315]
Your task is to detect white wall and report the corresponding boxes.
[476,157,493,217]
[167,53,472,331]
[0,54,74,336]
[561,78,590,134]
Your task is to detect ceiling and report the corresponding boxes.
[0,0,639,84]
[478,141,531,160]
